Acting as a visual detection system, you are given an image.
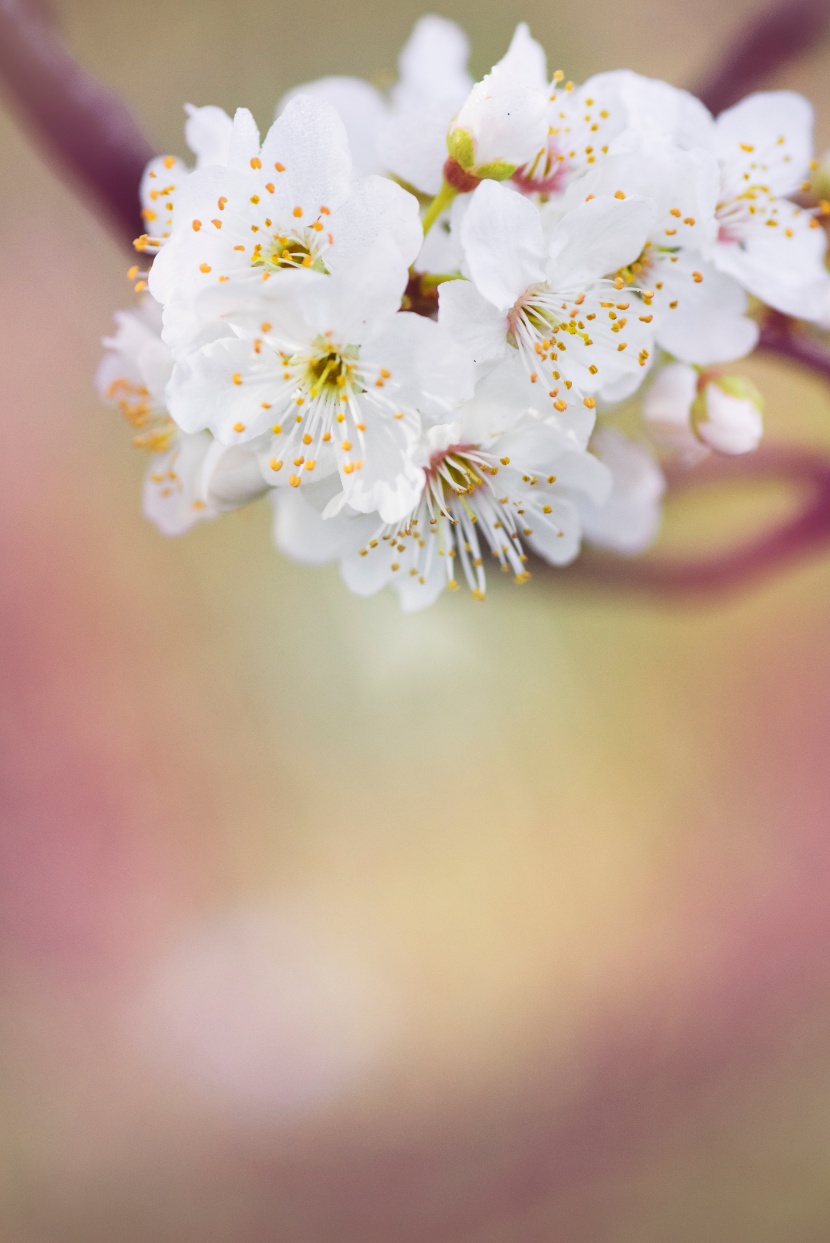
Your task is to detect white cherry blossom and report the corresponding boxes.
[611,78,830,322]
[707,92,830,322]
[554,142,759,366]
[274,361,610,608]
[166,243,473,524]
[149,96,423,355]
[440,180,657,414]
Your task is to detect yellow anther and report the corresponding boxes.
[200,263,212,273]
[251,157,262,169]
[232,373,243,385]
[233,422,246,433]
[293,206,303,218]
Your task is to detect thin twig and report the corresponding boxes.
[0,0,155,246]
[693,0,830,114]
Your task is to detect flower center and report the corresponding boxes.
[252,232,326,273]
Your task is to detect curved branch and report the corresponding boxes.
[550,445,830,599]
[0,0,155,246]
[693,0,830,114]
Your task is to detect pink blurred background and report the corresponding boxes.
[3,1,830,1238]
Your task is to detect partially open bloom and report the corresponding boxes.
[97,19,829,609]
[445,24,549,185]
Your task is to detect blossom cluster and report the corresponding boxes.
[98,17,830,608]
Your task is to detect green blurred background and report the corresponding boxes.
[3,1,830,1239]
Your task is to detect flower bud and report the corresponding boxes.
[445,23,548,182]
[692,375,763,456]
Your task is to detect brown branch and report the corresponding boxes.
[0,0,155,246]
[693,0,830,114]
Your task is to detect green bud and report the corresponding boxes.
[710,374,764,411]
[473,160,517,182]
[447,128,475,171]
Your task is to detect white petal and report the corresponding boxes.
[394,15,471,109]
[328,176,423,271]
[579,427,665,554]
[698,383,763,455]
[437,279,506,376]
[715,92,814,195]
[339,418,425,526]
[379,104,456,196]
[453,74,548,169]
[655,258,759,365]
[494,23,548,91]
[643,362,700,455]
[714,203,829,320]
[143,434,216,536]
[202,441,269,509]
[368,311,475,422]
[278,77,387,178]
[524,496,583,565]
[586,70,714,151]
[166,336,276,442]
[274,486,375,564]
[227,108,262,171]
[259,94,352,218]
[461,180,546,310]
[184,104,234,168]
[547,195,655,289]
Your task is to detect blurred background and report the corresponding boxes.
[3,1,830,1239]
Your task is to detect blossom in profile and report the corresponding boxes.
[97,300,265,535]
